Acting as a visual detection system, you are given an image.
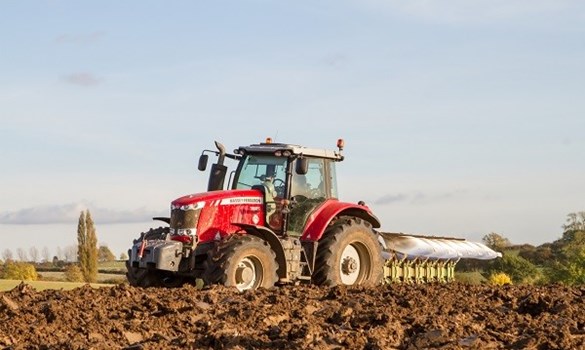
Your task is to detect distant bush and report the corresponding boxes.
[518,244,554,266]
[98,245,116,262]
[545,247,585,286]
[455,271,486,285]
[484,253,541,284]
[489,272,512,285]
[2,261,38,281]
[64,264,84,282]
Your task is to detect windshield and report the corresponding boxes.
[233,154,288,196]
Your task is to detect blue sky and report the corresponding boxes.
[1,1,584,258]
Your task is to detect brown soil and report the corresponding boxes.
[1,283,584,349]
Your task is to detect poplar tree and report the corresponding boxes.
[85,210,98,282]
[77,210,99,283]
[77,211,88,278]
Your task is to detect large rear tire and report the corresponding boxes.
[126,227,171,287]
[313,217,383,286]
[203,235,279,291]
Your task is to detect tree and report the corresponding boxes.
[86,211,99,282]
[546,247,585,285]
[544,213,585,285]
[482,232,511,251]
[77,210,99,283]
[98,245,116,262]
[64,245,77,262]
[52,256,64,268]
[2,249,13,262]
[29,246,39,263]
[119,252,128,261]
[562,211,585,232]
[16,248,28,262]
[559,212,585,250]
[42,246,50,263]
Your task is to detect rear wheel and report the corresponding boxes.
[313,217,383,286]
[203,235,279,291]
[126,227,173,287]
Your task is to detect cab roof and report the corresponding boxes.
[238,142,343,161]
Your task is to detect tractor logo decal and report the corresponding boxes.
[219,197,262,205]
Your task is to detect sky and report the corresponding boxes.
[1,0,584,258]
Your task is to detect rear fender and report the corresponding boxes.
[301,200,381,241]
[232,223,287,280]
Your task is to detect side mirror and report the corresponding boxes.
[198,154,209,171]
[295,158,308,175]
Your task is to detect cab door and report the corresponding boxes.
[287,158,335,236]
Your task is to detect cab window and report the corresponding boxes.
[234,155,287,196]
[291,158,325,199]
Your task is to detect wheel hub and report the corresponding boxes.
[239,266,254,283]
[341,257,358,274]
[339,244,362,285]
[235,257,260,291]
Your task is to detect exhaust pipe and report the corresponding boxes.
[207,141,228,191]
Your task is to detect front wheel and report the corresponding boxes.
[313,217,383,286]
[203,235,279,291]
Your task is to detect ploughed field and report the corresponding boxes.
[1,283,584,349]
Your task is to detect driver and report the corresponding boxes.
[292,174,312,198]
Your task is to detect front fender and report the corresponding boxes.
[301,199,380,241]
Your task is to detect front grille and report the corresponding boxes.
[170,208,201,230]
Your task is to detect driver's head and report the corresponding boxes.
[292,174,308,195]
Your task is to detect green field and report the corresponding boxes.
[38,271,126,283]
[98,260,126,271]
[0,279,116,292]
[0,260,128,291]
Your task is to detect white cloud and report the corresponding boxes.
[63,72,101,87]
[374,190,468,206]
[0,203,160,225]
[55,31,106,45]
[374,193,408,205]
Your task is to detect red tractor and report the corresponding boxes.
[126,139,499,290]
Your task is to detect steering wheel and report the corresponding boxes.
[272,178,285,197]
[255,175,269,182]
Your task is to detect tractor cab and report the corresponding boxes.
[199,138,345,237]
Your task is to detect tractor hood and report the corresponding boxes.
[169,189,265,244]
